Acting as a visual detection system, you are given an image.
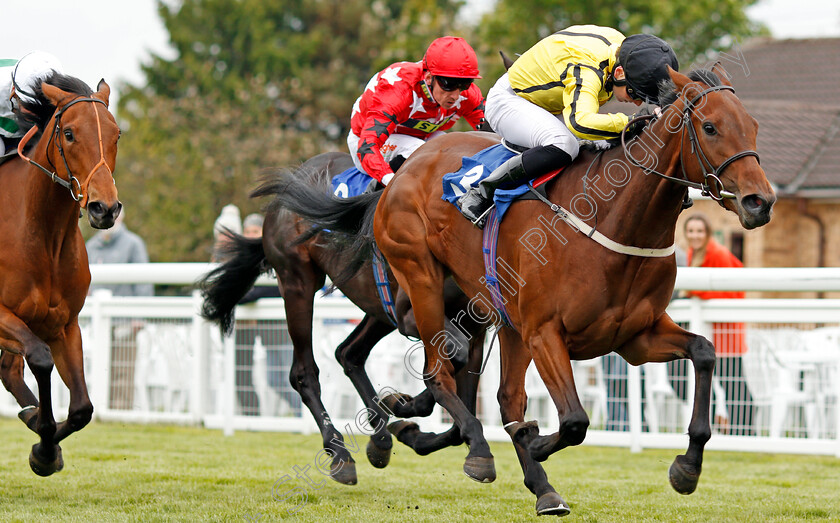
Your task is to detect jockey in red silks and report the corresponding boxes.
[348,36,486,187]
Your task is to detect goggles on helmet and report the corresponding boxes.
[435,76,473,92]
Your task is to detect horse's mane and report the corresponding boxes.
[15,72,94,144]
[580,69,723,153]
[657,68,723,108]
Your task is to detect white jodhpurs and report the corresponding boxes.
[485,73,580,159]
[347,131,445,175]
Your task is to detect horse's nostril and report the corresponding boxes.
[743,195,765,213]
[87,202,105,218]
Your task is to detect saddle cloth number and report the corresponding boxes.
[448,164,485,197]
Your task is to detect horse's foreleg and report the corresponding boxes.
[618,314,714,495]
[387,331,484,455]
[334,314,395,468]
[669,334,714,494]
[283,273,358,485]
[0,352,39,414]
[0,307,61,476]
[51,321,93,444]
[497,330,569,516]
[525,327,589,463]
[379,314,470,419]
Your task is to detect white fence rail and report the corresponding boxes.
[0,265,838,457]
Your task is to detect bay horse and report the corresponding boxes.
[285,66,775,515]
[199,152,488,485]
[0,73,121,475]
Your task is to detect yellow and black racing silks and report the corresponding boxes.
[508,25,629,140]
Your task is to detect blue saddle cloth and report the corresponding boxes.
[441,144,530,220]
[331,166,372,198]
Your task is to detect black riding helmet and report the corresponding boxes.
[616,34,679,104]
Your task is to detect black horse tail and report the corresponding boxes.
[198,232,269,336]
[253,168,382,285]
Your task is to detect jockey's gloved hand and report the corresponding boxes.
[624,118,647,139]
[625,105,659,139]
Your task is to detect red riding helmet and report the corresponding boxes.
[423,36,482,79]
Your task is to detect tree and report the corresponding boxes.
[114,0,466,262]
[473,0,767,86]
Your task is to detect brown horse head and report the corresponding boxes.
[667,67,775,229]
[40,80,121,229]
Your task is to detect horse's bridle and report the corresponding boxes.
[620,84,760,203]
[16,96,113,206]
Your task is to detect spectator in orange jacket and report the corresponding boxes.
[685,212,754,435]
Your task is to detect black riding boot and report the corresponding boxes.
[458,154,528,226]
[458,144,573,228]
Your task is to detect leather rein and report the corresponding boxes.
[620,84,760,204]
[16,96,111,206]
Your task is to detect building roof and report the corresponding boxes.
[730,38,840,107]
[731,38,840,197]
[602,38,840,197]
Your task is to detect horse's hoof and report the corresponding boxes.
[669,455,700,495]
[366,438,391,469]
[536,492,571,516]
[29,444,63,477]
[387,420,419,441]
[330,458,357,485]
[463,456,496,483]
[379,393,413,416]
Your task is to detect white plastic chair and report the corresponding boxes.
[744,328,822,438]
[251,335,292,417]
[134,324,192,413]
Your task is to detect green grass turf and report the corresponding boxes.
[0,417,837,521]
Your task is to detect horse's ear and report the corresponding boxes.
[710,62,733,87]
[667,66,692,90]
[500,51,515,71]
[41,82,73,107]
[94,79,111,106]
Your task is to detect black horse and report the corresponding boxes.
[199,152,489,485]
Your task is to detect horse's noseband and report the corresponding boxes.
[17,96,112,204]
[621,84,760,204]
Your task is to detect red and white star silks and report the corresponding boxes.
[350,61,485,183]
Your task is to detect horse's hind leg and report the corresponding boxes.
[333,314,396,468]
[497,330,569,516]
[51,321,94,444]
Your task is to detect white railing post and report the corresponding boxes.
[223,329,236,436]
[628,363,643,453]
[834,366,840,458]
[685,298,712,420]
[89,289,113,418]
[190,290,209,424]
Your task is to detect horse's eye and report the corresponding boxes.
[702,122,717,136]
[63,129,75,141]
